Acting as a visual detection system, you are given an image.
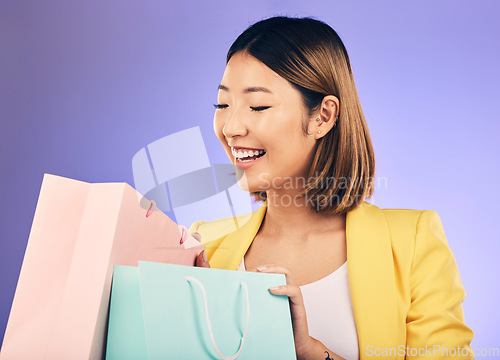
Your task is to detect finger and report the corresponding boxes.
[253,264,295,286]
[195,249,210,268]
[269,285,304,306]
[269,285,310,344]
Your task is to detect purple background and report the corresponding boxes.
[1,0,498,352]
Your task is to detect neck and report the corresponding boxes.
[259,188,346,241]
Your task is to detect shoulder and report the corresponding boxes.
[379,205,427,226]
[374,203,443,238]
[364,203,448,261]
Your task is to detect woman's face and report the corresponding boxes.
[213,51,317,194]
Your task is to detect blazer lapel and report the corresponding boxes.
[209,200,401,358]
[208,201,267,270]
[346,201,401,359]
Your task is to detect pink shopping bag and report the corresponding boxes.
[0,173,204,360]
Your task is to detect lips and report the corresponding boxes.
[234,149,267,169]
[231,147,266,159]
[231,146,265,152]
[238,150,266,161]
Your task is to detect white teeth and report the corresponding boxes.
[231,148,266,159]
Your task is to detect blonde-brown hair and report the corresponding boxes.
[227,16,375,215]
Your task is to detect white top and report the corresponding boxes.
[237,257,360,360]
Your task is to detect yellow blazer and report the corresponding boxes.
[189,200,475,359]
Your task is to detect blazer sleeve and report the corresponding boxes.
[188,220,206,235]
[406,210,475,359]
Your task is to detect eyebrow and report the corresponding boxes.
[217,84,273,94]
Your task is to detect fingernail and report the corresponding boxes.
[202,250,207,262]
[269,286,280,291]
[257,266,268,271]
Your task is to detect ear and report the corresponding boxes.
[307,95,340,139]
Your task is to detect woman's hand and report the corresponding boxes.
[190,230,210,268]
[177,225,210,268]
[246,264,317,359]
[195,247,210,268]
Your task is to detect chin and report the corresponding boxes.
[235,172,250,191]
[235,172,269,193]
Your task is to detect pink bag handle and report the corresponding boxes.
[145,200,156,218]
[178,225,189,245]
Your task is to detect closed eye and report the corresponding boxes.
[213,104,271,112]
[250,106,271,112]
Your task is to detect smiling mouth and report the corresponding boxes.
[237,151,266,162]
[232,148,267,162]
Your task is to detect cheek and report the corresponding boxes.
[213,117,229,154]
[268,135,312,173]
[213,115,223,140]
[213,115,233,160]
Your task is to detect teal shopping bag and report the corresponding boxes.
[106,266,148,360]
[138,261,297,360]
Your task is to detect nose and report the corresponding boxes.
[221,110,248,139]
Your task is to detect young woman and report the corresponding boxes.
[190,16,474,360]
